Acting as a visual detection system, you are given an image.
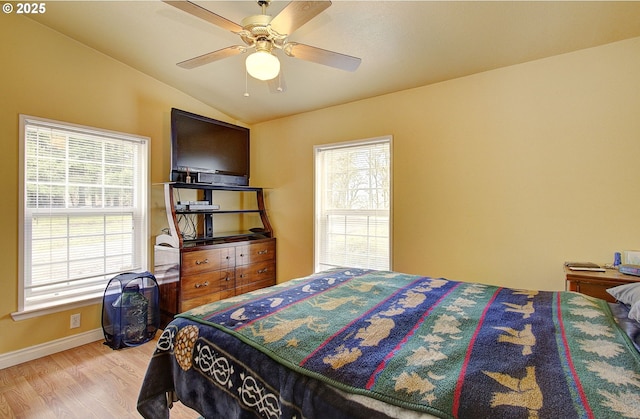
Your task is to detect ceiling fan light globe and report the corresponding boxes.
[246,51,280,81]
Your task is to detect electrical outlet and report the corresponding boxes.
[70,313,81,329]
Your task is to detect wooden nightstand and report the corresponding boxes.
[565,266,640,302]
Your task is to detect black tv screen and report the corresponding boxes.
[170,108,249,185]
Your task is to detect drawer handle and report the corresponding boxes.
[258,268,268,274]
[195,258,209,265]
[240,274,247,279]
[194,281,209,288]
[258,249,268,255]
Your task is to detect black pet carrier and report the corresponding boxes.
[102,271,160,349]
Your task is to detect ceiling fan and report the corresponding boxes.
[163,0,361,83]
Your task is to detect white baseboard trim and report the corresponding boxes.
[0,328,104,370]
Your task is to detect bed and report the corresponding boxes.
[137,268,640,418]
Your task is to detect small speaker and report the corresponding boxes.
[196,172,247,186]
[197,172,221,184]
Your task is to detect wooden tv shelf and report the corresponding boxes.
[153,182,276,326]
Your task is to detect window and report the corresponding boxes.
[16,115,149,318]
[314,137,391,272]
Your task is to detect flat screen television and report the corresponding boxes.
[170,108,250,186]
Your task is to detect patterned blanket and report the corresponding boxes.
[173,269,640,418]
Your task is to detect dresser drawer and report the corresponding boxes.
[182,247,235,275]
[236,239,275,266]
[181,270,235,301]
[180,289,235,312]
[236,261,276,287]
[236,277,276,296]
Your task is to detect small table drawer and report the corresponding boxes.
[181,270,235,301]
[182,247,235,275]
[570,280,617,302]
[565,266,640,302]
[236,240,275,266]
[236,261,276,287]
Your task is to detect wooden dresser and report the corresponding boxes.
[565,266,640,302]
[156,238,275,325]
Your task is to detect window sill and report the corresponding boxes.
[11,296,102,321]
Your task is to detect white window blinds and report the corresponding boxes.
[19,115,149,314]
[315,137,391,272]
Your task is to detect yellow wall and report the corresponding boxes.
[3,12,640,358]
[251,36,640,291]
[0,15,240,354]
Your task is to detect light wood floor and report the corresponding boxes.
[0,337,199,419]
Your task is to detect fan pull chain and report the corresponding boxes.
[276,71,283,92]
[244,69,250,97]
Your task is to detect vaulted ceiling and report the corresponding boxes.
[29,1,640,124]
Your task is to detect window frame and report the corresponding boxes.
[314,136,393,273]
[14,114,150,320]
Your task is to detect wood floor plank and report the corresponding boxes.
[0,391,15,419]
[0,338,199,419]
[1,377,58,419]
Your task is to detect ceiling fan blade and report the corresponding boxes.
[270,1,331,35]
[163,0,242,33]
[284,42,361,72]
[177,46,246,69]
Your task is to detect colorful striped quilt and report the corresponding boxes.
[178,268,640,418]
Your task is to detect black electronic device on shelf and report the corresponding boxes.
[170,108,249,186]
